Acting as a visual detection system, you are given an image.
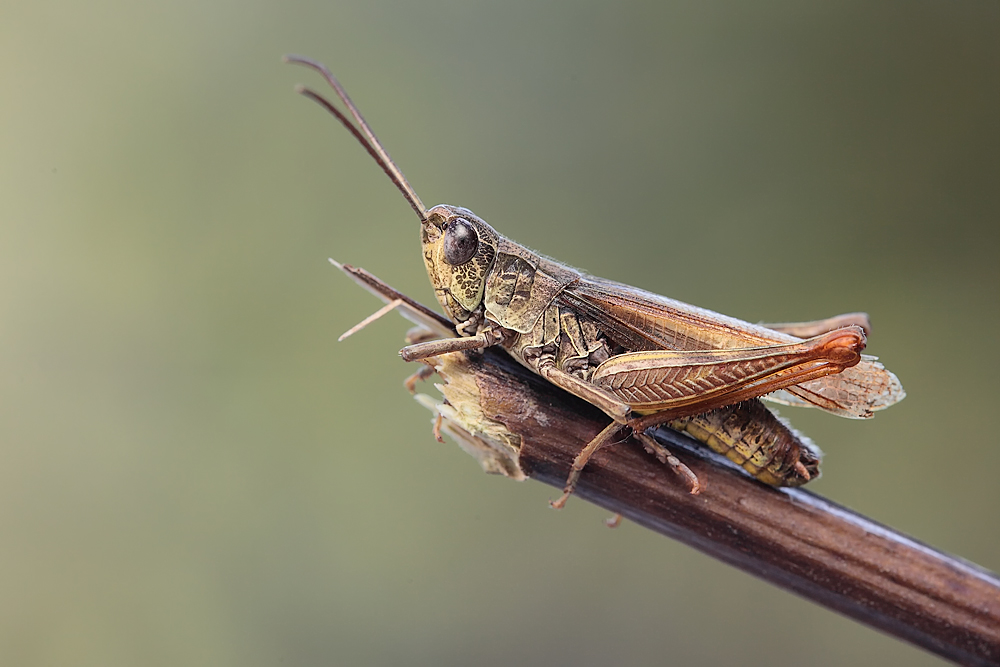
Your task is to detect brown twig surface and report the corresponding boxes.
[427,347,1000,667]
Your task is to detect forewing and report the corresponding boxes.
[561,276,805,351]
[561,276,905,418]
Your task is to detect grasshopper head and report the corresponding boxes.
[421,205,500,323]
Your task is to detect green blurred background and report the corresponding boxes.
[2,1,997,665]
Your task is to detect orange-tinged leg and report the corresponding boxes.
[594,327,866,422]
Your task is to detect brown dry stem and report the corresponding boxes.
[413,348,1000,667]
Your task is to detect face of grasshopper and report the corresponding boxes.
[420,204,500,324]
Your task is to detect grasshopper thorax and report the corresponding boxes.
[422,205,500,328]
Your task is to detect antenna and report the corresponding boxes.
[285,55,428,222]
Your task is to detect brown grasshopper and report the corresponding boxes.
[287,56,905,507]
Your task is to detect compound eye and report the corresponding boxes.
[442,218,479,265]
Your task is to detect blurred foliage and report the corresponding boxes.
[0,1,997,665]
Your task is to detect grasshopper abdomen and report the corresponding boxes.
[669,401,820,486]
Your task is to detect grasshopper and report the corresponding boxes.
[287,56,905,507]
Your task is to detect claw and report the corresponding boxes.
[549,491,571,510]
[432,412,445,443]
